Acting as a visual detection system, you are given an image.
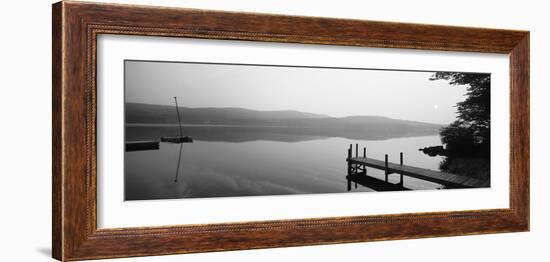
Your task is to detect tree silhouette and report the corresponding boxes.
[428,72,491,179]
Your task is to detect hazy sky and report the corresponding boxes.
[125,60,471,124]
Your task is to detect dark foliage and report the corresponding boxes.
[429,72,491,179]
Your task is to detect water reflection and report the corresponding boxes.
[125,127,444,200]
[126,124,438,143]
[174,143,184,182]
[346,173,409,192]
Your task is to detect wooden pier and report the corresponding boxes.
[346,144,489,190]
[125,141,159,152]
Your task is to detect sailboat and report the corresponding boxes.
[161,96,194,143]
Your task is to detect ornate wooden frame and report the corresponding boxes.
[52,1,530,261]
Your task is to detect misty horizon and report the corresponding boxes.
[125,60,471,124]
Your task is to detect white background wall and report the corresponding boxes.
[0,0,546,261]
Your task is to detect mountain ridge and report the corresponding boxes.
[125,102,441,125]
[125,102,443,141]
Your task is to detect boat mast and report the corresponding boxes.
[173,96,183,137]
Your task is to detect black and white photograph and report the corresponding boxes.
[124,60,491,200]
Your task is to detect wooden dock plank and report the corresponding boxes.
[348,157,488,188]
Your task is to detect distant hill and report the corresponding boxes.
[125,102,442,141]
[125,103,328,125]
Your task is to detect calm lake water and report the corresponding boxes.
[125,125,444,200]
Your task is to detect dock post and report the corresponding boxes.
[355,144,358,157]
[346,148,351,176]
[385,154,389,182]
[399,152,404,185]
[363,147,367,175]
[347,147,352,176]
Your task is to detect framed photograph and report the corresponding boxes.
[52,1,529,261]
